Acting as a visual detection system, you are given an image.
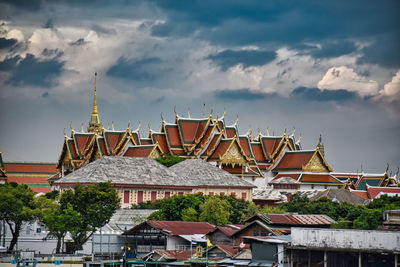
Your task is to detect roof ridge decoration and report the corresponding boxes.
[202,131,225,159]
[87,72,103,135]
[0,152,8,179]
[191,123,219,156]
[217,137,250,168]
[302,148,332,172]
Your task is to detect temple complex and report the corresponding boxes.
[54,74,399,200]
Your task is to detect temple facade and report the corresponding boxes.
[56,74,399,194]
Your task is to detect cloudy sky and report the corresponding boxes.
[0,0,399,173]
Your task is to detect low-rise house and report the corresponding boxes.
[124,221,215,256]
[231,214,334,246]
[53,156,255,208]
[350,185,400,200]
[206,224,243,246]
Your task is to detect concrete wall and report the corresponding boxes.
[291,227,400,253]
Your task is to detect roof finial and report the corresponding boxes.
[284,128,287,136]
[148,123,152,135]
[266,127,270,136]
[137,121,141,131]
[257,128,261,136]
[361,164,364,173]
[161,112,165,122]
[87,72,103,135]
[203,103,206,118]
[210,108,213,116]
[81,123,84,132]
[128,120,131,129]
[64,128,66,136]
[70,122,73,131]
[112,121,115,130]
[296,134,302,145]
[222,108,226,118]
[386,163,389,173]
[290,128,295,138]
[187,108,191,118]
[235,115,239,125]
[248,127,252,136]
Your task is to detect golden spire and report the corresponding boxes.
[87,72,103,135]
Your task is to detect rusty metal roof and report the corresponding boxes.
[245,213,335,226]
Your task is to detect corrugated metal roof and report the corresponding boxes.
[246,213,335,226]
[148,221,216,236]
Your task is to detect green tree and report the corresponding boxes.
[279,193,310,213]
[156,154,185,167]
[181,207,198,221]
[353,209,383,230]
[59,182,120,253]
[199,196,231,225]
[0,183,36,252]
[260,205,286,214]
[35,196,81,254]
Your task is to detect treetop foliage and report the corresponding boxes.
[155,153,185,167]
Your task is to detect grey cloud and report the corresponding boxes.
[1,53,64,88]
[70,38,87,46]
[291,87,357,102]
[0,37,18,49]
[214,89,276,101]
[91,24,117,35]
[207,49,277,71]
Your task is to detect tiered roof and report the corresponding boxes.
[3,161,58,193]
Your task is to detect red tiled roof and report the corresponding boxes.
[194,125,215,153]
[67,139,79,158]
[367,186,400,199]
[273,151,314,171]
[239,137,253,158]
[140,139,153,145]
[104,131,126,152]
[123,146,154,157]
[300,174,342,184]
[148,221,215,236]
[260,137,282,157]
[225,127,237,138]
[98,138,109,155]
[7,176,52,183]
[165,125,184,148]
[74,133,95,155]
[154,250,195,260]
[131,131,140,145]
[250,143,267,162]
[152,134,169,153]
[178,119,209,145]
[4,163,58,173]
[30,187,52,193]
[202,134,222,157]
[209,140,231,159]
[350,190,369,199]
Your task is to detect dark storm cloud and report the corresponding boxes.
[70,38,87,46]
[215,89,276,101]
[291,87,357,102]
[43,18,54,29]
[147,0,399,67]
[107,56,166,81]
[294,40,358,59]
[207,49,276,71]
[0,53,64,87]
[358,36,400,68]
[1,0,42,11]
[0,37,17,49]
